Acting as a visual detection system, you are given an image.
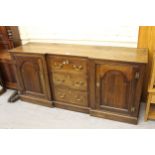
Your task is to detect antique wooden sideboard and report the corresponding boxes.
[9,43,148,124]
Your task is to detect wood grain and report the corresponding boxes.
[9,42,148,64]
[47,55,89,111]
[12,53,51,101]
[0,26,21,89]
[144,53,155,121]
[11,43,147,124]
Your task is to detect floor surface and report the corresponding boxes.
[0,90,154,128]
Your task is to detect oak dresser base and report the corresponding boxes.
[53,101,90,113]
[20,95,53,107]
[9,43,148,125]
[90,109,138,124]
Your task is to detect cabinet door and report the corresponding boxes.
[96,62,139,115]
[14,54,50,99]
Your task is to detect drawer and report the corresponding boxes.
[52,72,87,91]
[47,55,87,74]
[53,87,88,107]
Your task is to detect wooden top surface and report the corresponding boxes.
[9,42,148,63]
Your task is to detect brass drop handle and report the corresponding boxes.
[131,107,135,112]
[72,65,83,71]
[57,79,65,83]
[76,95,82,101]
[75,81,84,86]
[60,93,65,98]
[62,60,70,65]
[54,62,63,69]
[135,72,140,80]
[96,82,100,87]
[76,98,81,101]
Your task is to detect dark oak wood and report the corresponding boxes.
[0,26,21,89]
[53,101,90,113]
[95,61,139,114]
[20,95,52,107]
[89,60,146,124]
[9,42,148,64]
[10,43,147,124]
[0,26,14,49]
[53,86,88,106]
[6,26,21,47]
[90,109,138,124]
[12,53,51,105]
[46,55,89,112]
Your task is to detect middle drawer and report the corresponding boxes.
[52,72,87,91]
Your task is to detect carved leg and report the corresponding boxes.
[8,90,20,103]
[0,73,19,102]
[0,75,6,95]
[0,85,6,95]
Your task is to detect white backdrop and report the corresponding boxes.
[19,26,139,47]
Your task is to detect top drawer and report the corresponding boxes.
[47,55,88,74]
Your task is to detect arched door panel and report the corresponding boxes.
[14,54,50,99]
[96,62,139,115]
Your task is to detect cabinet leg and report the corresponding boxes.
[0,77,6,95]
[8,90,20,103]
[0,86,6,95]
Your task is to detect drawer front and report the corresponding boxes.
[47,55,87,74]
[54,87,88,107]
[52,72,87,91]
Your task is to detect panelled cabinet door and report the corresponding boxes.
[14,54,50,99]
[96,62,139,115]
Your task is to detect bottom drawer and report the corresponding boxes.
[53,87,88,107]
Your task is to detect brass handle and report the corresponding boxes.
[62,60,70,65]
[54,62,63,69]
[72,65,83,71]
[57,79,65,83]
[75,81,84,86]
[135,72,140,79]
[60,93,65,98]
[76,98,81,101]
[96,82,100,87]
[131,107,135,112]
[76,95,82,101]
